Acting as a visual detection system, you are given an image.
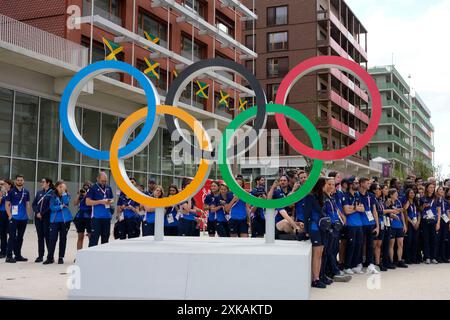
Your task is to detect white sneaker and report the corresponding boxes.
[366,264,380,274]
[344,268,355,275]
[352,267,364,274]
[432,259,439,264]
[425,259,431,264]
[338,270,346,276]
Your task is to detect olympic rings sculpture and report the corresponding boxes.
[59,56,381,209]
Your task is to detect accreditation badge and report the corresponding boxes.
[442,214,449,224]
[365,210,374,222]
[12,205,19,216]
[426,209,434,220]
[167,213,175,224]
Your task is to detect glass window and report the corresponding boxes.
[118,117,134,171]
[267,83,279,102]
[0,157,10,179]
[37,162,58,184]
[81,167,100,185]
[13,92,39,159]
[84,0,122,25]
[82,109,100,166]
[38,99,60,162]
[245,34,255,50]
[216,11,235,38]
[182,0,207,19]
[62,106,82,164]
[162,129,174,175]
[161,175,173,190]
[0,88,13,156]
[267,6,288,26]
[138,11,168,48]
[100,113,117,168]
[61,164,80,214]
[148,129,161,174]
[133,172,147,189]
[181,35,206,62]
[214,92,234,119]
[267,31,288,51]
[133,124,148,173]
[11,159,36,196]
[136,60,168,93]
[267,57,289,78]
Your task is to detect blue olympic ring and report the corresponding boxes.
[59,60,159,160]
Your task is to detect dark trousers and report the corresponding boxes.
[422,220,438,260]
[320,230,330,279]
[164,226,178,236]
[142,222,155,236]
[362,225,375,266]
[405,222,420,262]
[6,219,27,258]
[382,227,392,264]
[216,221,229,237]
[345,226,363,269]
[48,222,70,259]
[35,215,50,258]
[0,211,8,255]
[178,218,196,236]
[118,219,140,239]
[438,221,449,260]
[89,218,111,247]
[325,228,340,277]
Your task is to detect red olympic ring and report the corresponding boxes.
[274,56,382,161]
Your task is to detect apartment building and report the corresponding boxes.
[369,65,434,175]
[242,0,382,177]
[0,0,257,205]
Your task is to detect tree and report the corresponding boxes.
[412,158,434,179]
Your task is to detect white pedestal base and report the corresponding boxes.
[69,236,311,300]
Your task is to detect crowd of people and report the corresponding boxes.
[0,171,449,289]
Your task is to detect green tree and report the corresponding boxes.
[412,158,434,179]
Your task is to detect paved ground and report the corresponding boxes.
[1,225,449,300]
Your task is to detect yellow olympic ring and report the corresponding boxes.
[110,105,211,207]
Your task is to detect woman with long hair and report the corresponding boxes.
[204,181,220,237]
[420,183,441,264]
[142,185,164,236]
[370,183,387,271]
[436,186,449,263]
[0,180,14,258]
[227,177,250,237]
[44,181,72,265]
[73,181,92,251]
[210,184,230,237]
[386,189,408,268]
[164,185,179,236]
[304,177,329,289]
[404,188,421,264]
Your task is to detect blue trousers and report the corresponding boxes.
[345,226,363,269]
[6,219,27,258]
[89,218,111,247]
[0,211,8,255]
[325,228,341,277]
[178,218,196,236]
[362,225,375,266]
[48,222,70,259]
[35,214,50,258]
[142,221,155,236]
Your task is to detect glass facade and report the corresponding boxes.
[0,86,215,215]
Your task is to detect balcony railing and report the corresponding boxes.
[83,0,122,26]
[378,82,410,105]
[318,90,369,124]
[380,115,410,135]
[377,152,410,165]
[0,13,88,69]
[412,105,434,131]
[382,98,410,121]
[371,134,410,151]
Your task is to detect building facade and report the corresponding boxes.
[369,65,434,175]
[0,0,257,208]
[241,0,381,177]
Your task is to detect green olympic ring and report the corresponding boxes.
[218,103,324,209]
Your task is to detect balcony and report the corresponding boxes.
[380,115,410,135]
[371,134,410,151]
[377,152,410,166]
[330,118,361,140]
[377,82,410,105]
[0,13,88,70]
[412,118,432,137]
[318,90,369,124]
[382,98,410,121]
[318,37,352,61]
[219,0,257,21]
[319,68,369,103]
[152,0,257,60]
[413,132,435,152]
[82,0,122,26]
[317,9,368,62]
[412,105,434,131]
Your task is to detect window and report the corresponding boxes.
[181,35,206,62]
[100,113,118,168]
[216,11,235,38]
[11,159,36,195]
[136,59,168,92]
[245,34,255,50]
[0,157,10,179]
[0,88,13,156]
[38,99,59,162]
[267,57,289,78]
[245,9,256,30]
[267,83,279,102]
[13,92,39,159]
[62,106,81,164]
[267,31,288,51]
[81,37,123,81]
[84,0,122,25]
[81,109,100,166]
[214,92,234,120]
[137,10,168,48]
[267,6,288,26]
[182,0,207,19]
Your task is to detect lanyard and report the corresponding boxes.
[15,188,25,205]
[96,183,108,198]
[37,189,53,205]
[410,201,417,216]
[376,197,384,211]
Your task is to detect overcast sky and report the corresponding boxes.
[346,0,450,177]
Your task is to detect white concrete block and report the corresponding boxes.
[69,237,311,300]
